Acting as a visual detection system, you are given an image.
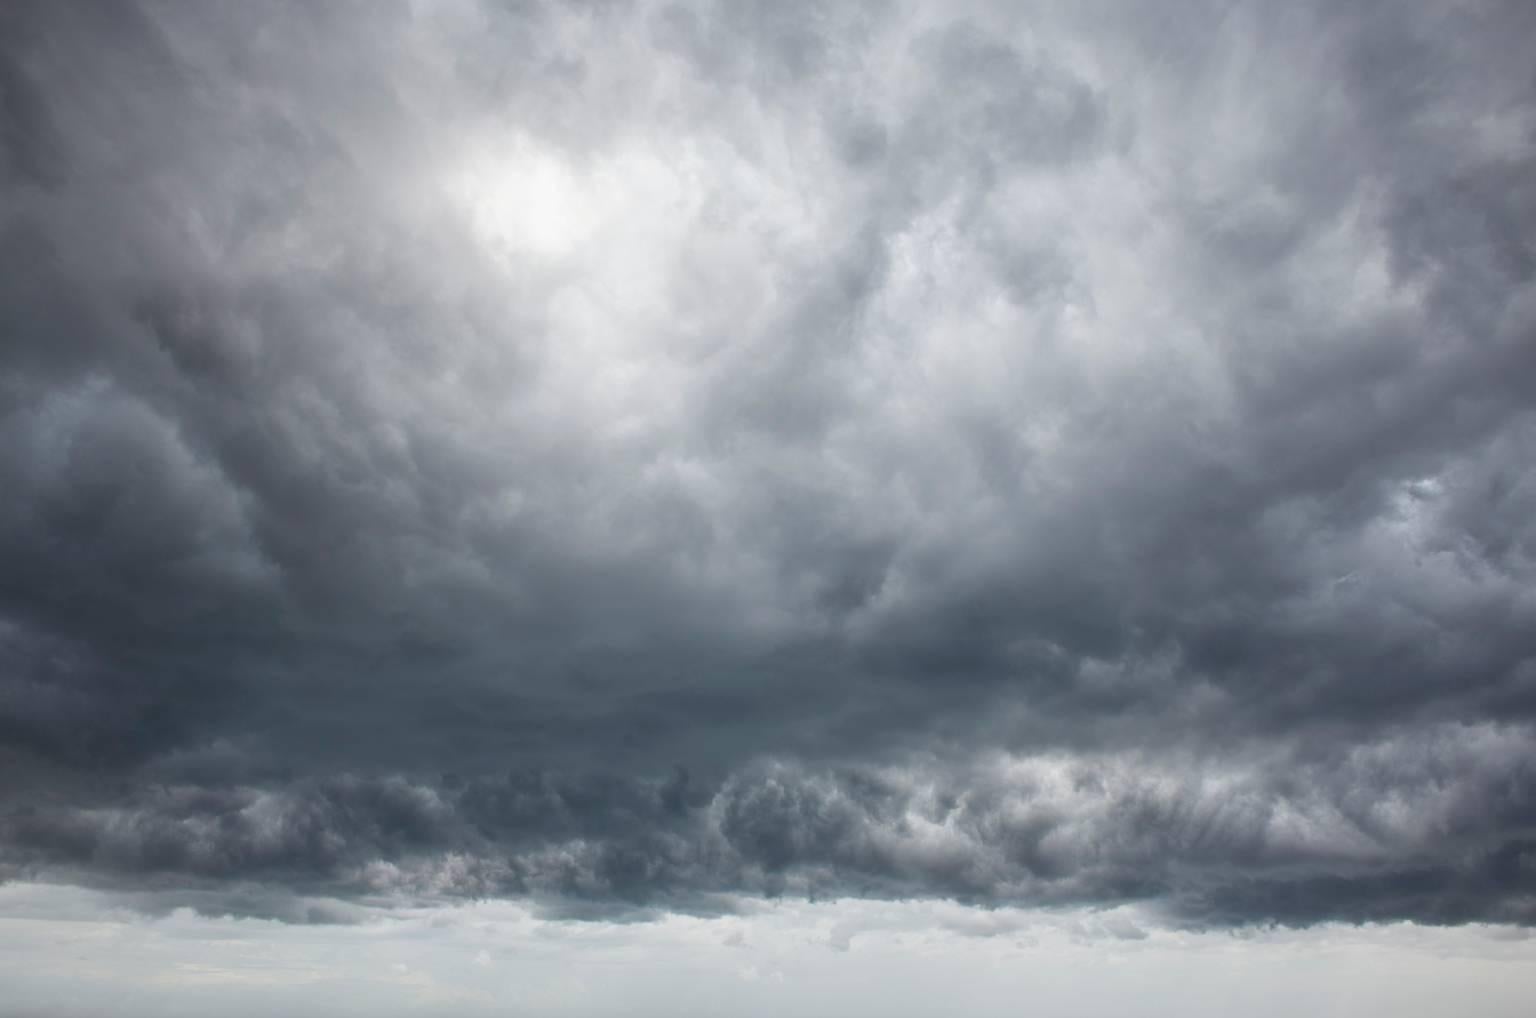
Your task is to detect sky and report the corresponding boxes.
[1,0,1534,1014]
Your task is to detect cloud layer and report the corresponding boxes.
[2,0,1534,927]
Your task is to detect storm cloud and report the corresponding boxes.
[1,0,1534,934]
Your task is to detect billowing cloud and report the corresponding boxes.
[1,0,1533,932]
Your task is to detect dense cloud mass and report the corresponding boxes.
[1,0,1534,931]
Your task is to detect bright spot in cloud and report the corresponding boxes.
[448,137,604,257]
[444,133,697,264]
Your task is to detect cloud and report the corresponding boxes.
[6,722,1533,927]
[1,0,1533,929]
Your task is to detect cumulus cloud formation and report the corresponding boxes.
[1,0,1534,934]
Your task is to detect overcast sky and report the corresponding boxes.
[2,0,1534,1014]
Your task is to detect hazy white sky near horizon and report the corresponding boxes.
[3,882,1535,1018]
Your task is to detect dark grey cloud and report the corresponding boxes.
[1,0,1533,928]
[6,724,1534,928]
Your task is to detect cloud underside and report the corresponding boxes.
[1,0,1534,926]
[7,725,1536,929]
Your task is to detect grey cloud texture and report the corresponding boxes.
[1,0,1534,927]
[6,723,1534,928]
